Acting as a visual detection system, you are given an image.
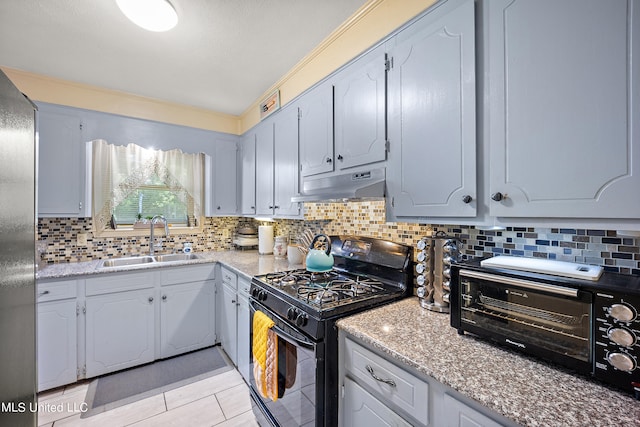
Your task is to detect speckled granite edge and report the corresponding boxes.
[337,298,640,427]
[36,250,303,280]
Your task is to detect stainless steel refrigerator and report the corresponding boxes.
[0,69,37,426]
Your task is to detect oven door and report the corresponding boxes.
[454,269,593,373]
[249,299,320,427]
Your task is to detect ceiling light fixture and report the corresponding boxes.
[116,0,178,32]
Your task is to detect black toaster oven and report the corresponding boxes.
[450,256,640,398]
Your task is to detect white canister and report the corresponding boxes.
[258,225,274,255]
[287,244,304,265]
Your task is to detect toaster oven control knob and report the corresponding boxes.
[609,303,637,323]
[295,313,308,327]
[607,327,637,347]
[606,352,636,372]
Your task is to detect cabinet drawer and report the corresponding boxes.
[161,264,215,286]
[344,338,430,425]
[86,271,155,296]
[37,279,77,302]
[238,276,251,297]
[220,266,237,289]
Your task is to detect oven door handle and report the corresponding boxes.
[249,300,316,349]
[460,270,579,298]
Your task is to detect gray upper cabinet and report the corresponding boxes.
[255,121,275,216]
[486,0,640,218]
[240,133,256,215]
[37,104,85,217]
[334,44,387,170]
[254,107,302,218]
[273,105,301,217]
[298,81,334,177]
[386,0,476,218]
[212,139,239,215]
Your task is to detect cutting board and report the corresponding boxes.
[480,255,603,281]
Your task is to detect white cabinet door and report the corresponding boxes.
[160,281,216,359]
[486,0,640,218]
[213,140,238,215]
[342,377,413,427]
[387,0,476,218]
[273,105,301,217]
[218,281,238,365]
[37,300,77,391]
[255,121,275,216]
[442,394,503,427]
[236,277,251,382]
[85,288,155,378]
[240,133,256,215]
[37,106,84,217]
[299,81,334,177]
[334,45,387,170]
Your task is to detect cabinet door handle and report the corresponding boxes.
[326,157,332,163]
[231,299,236,304]
[38,290,50,297]
[162,295,167,301]
[365,365,396,387]
[337,154,344,161]
[148,297,154,303]
[462,195,473,204]
[491,192,504,201]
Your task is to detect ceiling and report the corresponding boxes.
[0,0,369,116]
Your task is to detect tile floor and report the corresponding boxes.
[37,368,261,427]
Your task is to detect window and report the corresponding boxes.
[91,139,204,232]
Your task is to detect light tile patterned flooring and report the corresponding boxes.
[37,368,261,427]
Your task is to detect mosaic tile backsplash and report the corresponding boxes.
[39,201,640,275]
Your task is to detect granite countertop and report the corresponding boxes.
[36,250,302,280]
[337,298,640,427]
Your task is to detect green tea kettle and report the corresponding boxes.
[305,234,334,272]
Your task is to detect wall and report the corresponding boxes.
[2,0,437,135]
[41,201,640,277]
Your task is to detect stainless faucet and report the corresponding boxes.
[150,215,169,256]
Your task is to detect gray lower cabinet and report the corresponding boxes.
[236,276,251,382]
[84,272,156,378]
[485,0,640,219]
[340,332,517,427]
[37,278,78,392]
[83,264,216,379]
[217,266,251,383]
[386,0,476,219]
[218,271,238,365]
[160,267,216,359]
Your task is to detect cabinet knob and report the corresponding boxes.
[231,299,236,304]
[462,195,472,204]
[491,192,504,202]
[337,154,344,161]
[38,290,50,297]
[274,205,280,209]
[268,205,273,209]
[148,297,154,303]
[217,206,221,210]
[326,157,332,163]
[162,295,167,301]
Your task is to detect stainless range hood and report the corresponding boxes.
[291,167,385,203]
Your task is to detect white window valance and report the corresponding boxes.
[91,139,205,231]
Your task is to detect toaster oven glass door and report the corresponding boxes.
[458,270,592,363]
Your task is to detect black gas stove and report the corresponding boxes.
[249,235,413,427]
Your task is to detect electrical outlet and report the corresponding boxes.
[77,233,88,246]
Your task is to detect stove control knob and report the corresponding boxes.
[608,327,637,347]
[609,303,637,323]
[607,352,636,372]
[287,307,298,321]
[251,288,259,298]
[258,290,268,302]
[296,313,308,327]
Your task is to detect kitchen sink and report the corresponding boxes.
[154,253,200,263]
[98,256,156,268]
